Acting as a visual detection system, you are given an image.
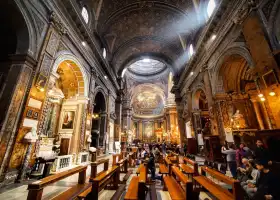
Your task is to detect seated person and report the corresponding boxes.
[243,160,278,200]
[237,158,253,182]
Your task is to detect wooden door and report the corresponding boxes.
[60,138,70,155]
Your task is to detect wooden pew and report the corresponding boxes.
[167,151,179,164]
[128,152,135,167]
[27,165,90,200]
[124,164,148,200]
[90,165,120,200]
[112,153,123,166]
[90,158,109,180]
[194,166,243,200]
[159,157,172,176]
[163,166,196,200]
[179,157,199,178]
[117,157,128,173]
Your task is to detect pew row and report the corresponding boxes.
[159,157,172,176]
[27,165,90,200]
[89,165,120,200]
[163,166,197,200]
[124,164,148,200]
[194,166,243,200]
[179,157,199,178]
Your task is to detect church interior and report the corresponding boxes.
[0,0,280,199]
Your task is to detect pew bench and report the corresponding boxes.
[194,166,243,200]
[90,158,109,180]
[89,165,120,200]
[117,157,128,173]
[159,157,172,176]
[163,166,196,200]
[124,164,148,200]
[179,157,199,178]
[27,165,89,200]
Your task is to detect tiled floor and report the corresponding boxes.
[0,155,219,200]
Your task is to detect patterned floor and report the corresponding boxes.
[0,155,216,200]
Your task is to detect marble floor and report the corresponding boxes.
[0,155,216,200]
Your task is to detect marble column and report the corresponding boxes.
[0,55,35,182]
[139,121,143,140]
[251,99,265,130]
[203,69,219,135]
[16,142,33,182]
[260,103,273,130]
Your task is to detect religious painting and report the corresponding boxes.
[33,112,39,120]
[262,70,278,88]
[143,121,154,139]
[62,111,75,129]
[26,109,33,118]
[35,73,47,90]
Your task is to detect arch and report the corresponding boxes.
[52,53,89,97]
[93,90,107,113]
[13,0,39,56]
[210,45,255,95]
[92,86,108,110]
[267,0,280,49]
[192,87,208,110]
[0,1,33,59]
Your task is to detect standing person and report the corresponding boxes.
[221,144,237,178]
[183,143,187,156]
[162,142,166,155]
[236,143,247,167]
[254,139,271,164]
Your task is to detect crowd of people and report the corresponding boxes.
[221,139,279,200]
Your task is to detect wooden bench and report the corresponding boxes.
[27,165,90,200]
[167,151,179,164]
[128,152,135,167]
[179,157,199,178]
[194,166,243,200]
[163,166,196,200]
[90,158,109,180]
[112,153,123,166]
[124,164,148,200]
[117,157,128,173]
[89,165,120,200]
[159,157,172,176]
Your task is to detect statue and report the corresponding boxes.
[24,127,38,143]
[232,110,247,129]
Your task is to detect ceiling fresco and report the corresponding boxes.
[97,0,197,75]
[131,83,166,118]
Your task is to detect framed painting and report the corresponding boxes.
[26,109,33,118]
[262,70,278,88]
[62,111,75,130]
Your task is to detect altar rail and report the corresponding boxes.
[51,155,73,173]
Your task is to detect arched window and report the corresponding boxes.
[189,44,194,56]
[81,7,89,24]
[102,48,107,59]
[207,0,216,18]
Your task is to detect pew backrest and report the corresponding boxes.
[183,157,198,176]
[27,165,87,200]
[201,166,242,198]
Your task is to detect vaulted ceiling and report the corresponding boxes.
[96,0,199,76]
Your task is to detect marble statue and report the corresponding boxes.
[232,110,247,129]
